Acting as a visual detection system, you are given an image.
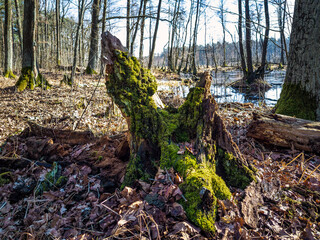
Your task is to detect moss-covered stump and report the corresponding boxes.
[16,67,51,92]
[4,70,16,79]
[275,82,317,121]
[102,31,256,233]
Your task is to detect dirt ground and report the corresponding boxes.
[0,70,319,239]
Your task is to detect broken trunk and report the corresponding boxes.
[101,31,256,233]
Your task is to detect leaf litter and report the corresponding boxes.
[0,72,320,239]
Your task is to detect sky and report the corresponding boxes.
[75,0,295,56]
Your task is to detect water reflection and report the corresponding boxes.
[158,70,286,106]
[211,70,285,106]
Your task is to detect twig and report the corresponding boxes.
[278,152,303,172]
[74,68,103,131]
[101,199,121,216]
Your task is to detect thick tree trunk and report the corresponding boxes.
[4,0,15,78]
[101,32,255,233]
[275,0,320,121]
[247,113,320,154]
[15,0,50,91]
[86,0,101,74]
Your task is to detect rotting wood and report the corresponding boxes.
[25,120,95,145]
[101,31,256,233]
[247,112,320,154]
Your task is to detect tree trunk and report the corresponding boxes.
[148,0,162,69]
[247,113,320,154]
[70,0,85,86]
[260,0,269,79]
[102,31,256,233]
[190,0,200,75]
[238,0,247,76]
[139,0,147,64]
[100,0,108,74]
[16,0,50,91]
[130,0,144,55]
[275,0,320,121]
[14,0,23,53]
[56,0,60,66]
[4,0,15,78]
[126,0,131,50]
[245,0,253,82]
[86,0,101,74]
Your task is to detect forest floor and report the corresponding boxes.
[0,69,319,239]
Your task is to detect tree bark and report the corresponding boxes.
[275,0,320,121]
[247,113,320,154]
[4,0,15,78]
[102,32,255,233]
[86,0,101,74]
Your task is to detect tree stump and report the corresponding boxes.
[101,31,256,233]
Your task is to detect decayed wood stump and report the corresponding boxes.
[247,112,320,154]
[101,31,256,233]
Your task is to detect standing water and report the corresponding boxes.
[211,70,286,106]
[158,70,286,106]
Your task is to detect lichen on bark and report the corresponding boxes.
[104,46,255,233]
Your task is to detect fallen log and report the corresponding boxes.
[24,120,95,145]
[247,112,320,154]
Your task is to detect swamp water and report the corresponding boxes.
[158,70,286,106]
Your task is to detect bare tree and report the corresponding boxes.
[86,0,101,74]
[218,0,227,67]
[148,0,162,69]
[4,0,15,78]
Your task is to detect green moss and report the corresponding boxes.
[0,172,12,186]
[121,155,153,188]
[4,70,16,79]
[85,66,98,75]
[175,87,204,141]
[16,67,51,92]
[106,50,254,233]
[216,148,256,189]
[179,158,232,233]
[275,82,317,120]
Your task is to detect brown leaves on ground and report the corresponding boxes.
[0,75,320,239]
